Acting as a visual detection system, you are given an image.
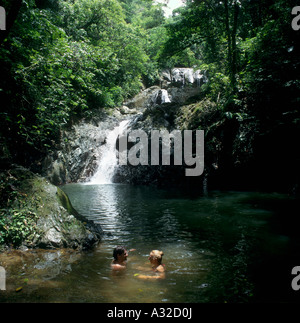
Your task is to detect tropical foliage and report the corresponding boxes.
[0,0,299,170]
[0,0,164,162]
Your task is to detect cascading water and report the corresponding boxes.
[154,89,171,104]
[160,89,171,103]
[88,119,130,184]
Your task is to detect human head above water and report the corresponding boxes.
[113,246,128,261]
[149,250,164,264]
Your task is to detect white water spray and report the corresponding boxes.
[160,89,171,103]
[154,89,171,104]
[88,120,130,184]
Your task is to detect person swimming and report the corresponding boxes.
[111,246,136,271]
[137,250,165,280]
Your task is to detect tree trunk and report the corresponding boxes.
[231,0,239,89]
[224,0,239,90]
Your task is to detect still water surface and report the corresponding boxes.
[0,184,298,302]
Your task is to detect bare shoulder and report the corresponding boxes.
[111,263,126,271]
[156,265,165,273]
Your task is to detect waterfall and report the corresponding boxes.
[154,89,171,104]
[88,119,130,184]
[160,89,171,103]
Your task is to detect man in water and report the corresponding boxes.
[111,246,135,271]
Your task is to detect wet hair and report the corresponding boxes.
[150,250,164,263]
[113,246,127,260]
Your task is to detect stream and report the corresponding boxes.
[0,184,298,303]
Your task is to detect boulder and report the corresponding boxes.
[0,166,102,250]
[124,86,161,110]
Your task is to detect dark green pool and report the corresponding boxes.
[0,184,299,303]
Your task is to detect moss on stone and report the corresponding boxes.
[56,187,79,217]
[0,166,101,250]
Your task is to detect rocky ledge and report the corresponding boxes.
[0,166,102,250]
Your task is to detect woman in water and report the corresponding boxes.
[137,250,165,280]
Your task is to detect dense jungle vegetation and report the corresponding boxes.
[0,0,299,193]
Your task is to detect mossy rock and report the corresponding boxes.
[56,187,80,218]
[0,166,102,250]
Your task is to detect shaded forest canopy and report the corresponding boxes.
[0,0,299,192]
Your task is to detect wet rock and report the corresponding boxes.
[40,68,208,185]
[119,105,138,115]
[124,86,161,110]
[41,111,122,185]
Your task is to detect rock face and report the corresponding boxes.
[124,68,208,109]
[112,69,209,187]
[41,111,124,185]
[41,68,208,186]
[124,86,161,110]
[1,167,102,249]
